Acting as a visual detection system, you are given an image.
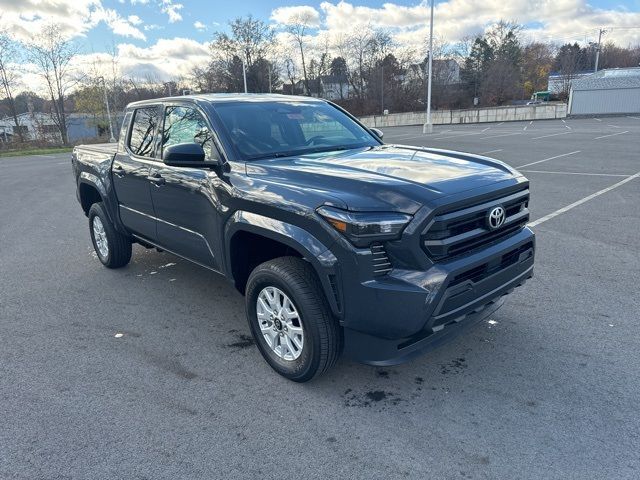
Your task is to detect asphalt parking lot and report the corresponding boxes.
[1,115,639,479]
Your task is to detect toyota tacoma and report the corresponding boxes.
[72,94,535,382]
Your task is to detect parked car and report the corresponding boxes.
[72,94,535,382]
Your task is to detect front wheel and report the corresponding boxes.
[245,257,341,382]
[88,202,132,269]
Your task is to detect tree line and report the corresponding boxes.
[1,18,639,145]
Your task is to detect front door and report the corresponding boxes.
[148,104,223,270]
[112,107,160,240]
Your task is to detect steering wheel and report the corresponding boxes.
[304,135,329,146]
[233,128,278,153]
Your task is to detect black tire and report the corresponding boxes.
[245,257,341,382]
[88,202,132,269]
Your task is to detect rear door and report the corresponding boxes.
[112,106,160,241]
[147,103,224,270]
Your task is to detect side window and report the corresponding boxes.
[161,106,216,160]
[129,107,159,157]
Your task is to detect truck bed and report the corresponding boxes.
[75,143,118,155]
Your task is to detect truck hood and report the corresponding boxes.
[245,145,521,214]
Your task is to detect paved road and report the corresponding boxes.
[1,116,639,479]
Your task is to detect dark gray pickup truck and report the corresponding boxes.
[72,94,535,382]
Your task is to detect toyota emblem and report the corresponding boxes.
[487,206,506,230]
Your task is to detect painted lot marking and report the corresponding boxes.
[479,149,503,155]
[562,119,572,130]
[531,131,572,140]
[523,121,533,131]
[594,131,628,140]
[626,116,640,120]
[520,169,628,177]
[430,131,486,141]
[517,150,581,168]
[607,124,622,129]
[529,171,640,227]
[594,118,602,122]
[481,132,522,140]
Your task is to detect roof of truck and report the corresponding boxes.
[127,93,326,108]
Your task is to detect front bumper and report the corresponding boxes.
[342,227,535,365]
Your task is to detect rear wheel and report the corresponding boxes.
[245,257,341,382]
[88,202,132,269]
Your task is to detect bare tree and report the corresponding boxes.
[27,24,78,145]
[0,28,25,142]
[285,11,317,95]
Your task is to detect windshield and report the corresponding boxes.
[213,100,380,160]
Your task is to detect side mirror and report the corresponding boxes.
[162,142,214,167]
[370,128,384,140]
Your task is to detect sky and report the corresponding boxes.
[1,0,640,93]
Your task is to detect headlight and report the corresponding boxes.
[317,206,412,247]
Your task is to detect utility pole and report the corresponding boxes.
[381,64,384,115]
[594,28,606,72]
[242,57,248,93]
[423,0,434,134]
[98,76,115,143]
[268,63,272,93]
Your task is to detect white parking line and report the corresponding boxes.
[529,171,640,227]
[561,120,571,130]
[517,150,580,168]
[429,131,485,141]
[531,131,572,140]
[607,124,622,129]
[594,131,628,140]
[523,121,533,131]
[594,118,602,122]
[481,132,522,140]
[520,169,628,177]
[481,126,491,132]
[479,149,503,155]
[627,116,640,120]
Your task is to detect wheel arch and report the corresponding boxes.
[225,211,342,318]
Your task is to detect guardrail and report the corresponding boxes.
[359,103,568,128]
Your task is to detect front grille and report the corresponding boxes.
[371,243,392,276]
[423,188,530,261]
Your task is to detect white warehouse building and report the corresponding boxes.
[568,67,640,115]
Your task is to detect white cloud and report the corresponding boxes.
[90,7,146,40]
[313,0,640,51]
[128,15,143,26]
[0,0,146,42]
[271,5,321,27]
[194,21,206,31]
[161,0,184,23]
[115,37,210,80]
[130,0,149,4]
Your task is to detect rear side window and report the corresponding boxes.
[129,107,159,157]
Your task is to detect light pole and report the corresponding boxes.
[98,76,115,143]
[242,57,248,93]
[423,0,435,134]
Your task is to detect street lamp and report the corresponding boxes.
[423,0,435,134]
[97,76,116,143]
[242,57,248,94]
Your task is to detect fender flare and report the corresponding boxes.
[224,211,342,318]
[77,173,123,232]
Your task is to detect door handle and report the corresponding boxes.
[113,165,125,177]
[147,173,166,186]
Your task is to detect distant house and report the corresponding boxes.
[0,112,123,144]
[290,75,350,100]
[405,58,461,85]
